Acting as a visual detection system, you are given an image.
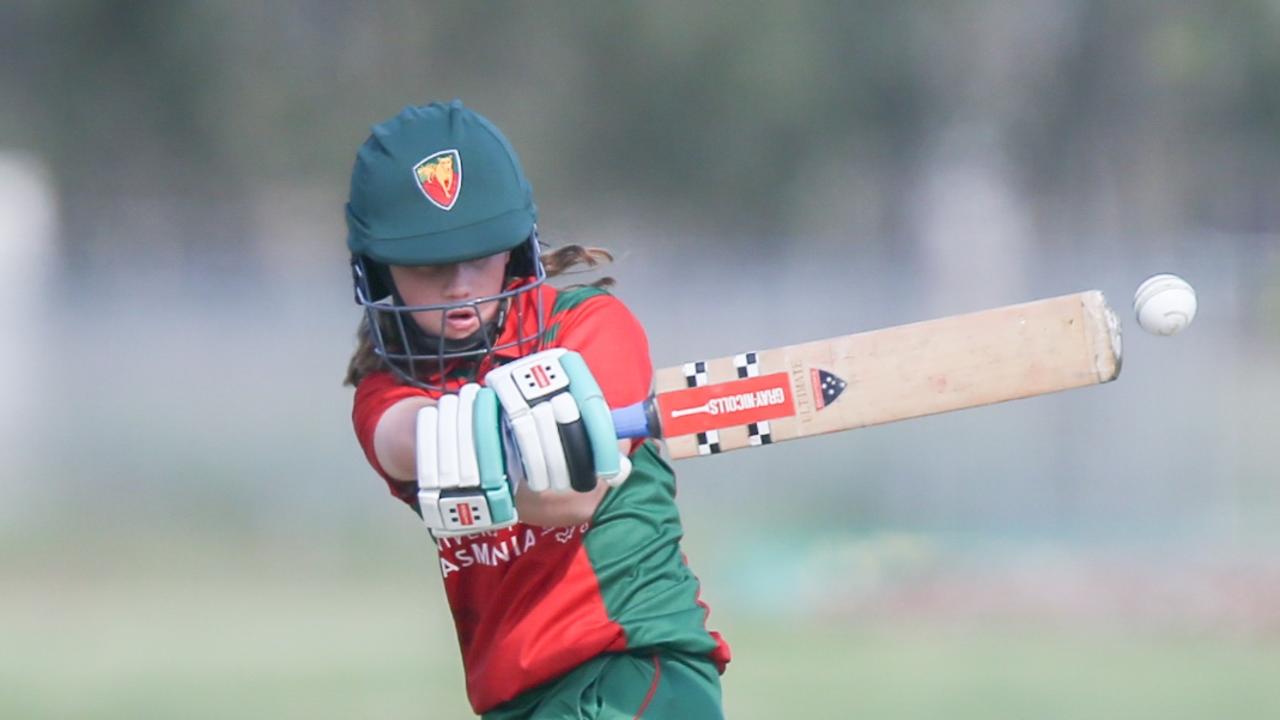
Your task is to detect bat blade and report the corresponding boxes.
[613,291,1122,459]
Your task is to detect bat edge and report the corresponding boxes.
[1079,289,1123,384]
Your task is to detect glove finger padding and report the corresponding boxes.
[416,384,517,537]
[550,392,597,492]
[456,384,481,489]
[531,401,571,491]
[434,394,460,489]
[558,351,630,486]
[485,349,631,493]
[486,350,573,493]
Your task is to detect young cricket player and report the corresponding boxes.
[344,100,730,718]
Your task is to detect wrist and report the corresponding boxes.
[514,482,608,527]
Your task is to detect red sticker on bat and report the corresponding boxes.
[656,372,796,437]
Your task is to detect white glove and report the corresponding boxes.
[484,348,631,493]
[415,383,516,537]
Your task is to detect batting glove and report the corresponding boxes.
[416,383,517,537]
[484,349,631,493]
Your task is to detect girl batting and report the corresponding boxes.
[344,100,730,718]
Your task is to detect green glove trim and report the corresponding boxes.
[485,487,516,524]
[473,387,507,492]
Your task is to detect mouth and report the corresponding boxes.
[444,308,480,333]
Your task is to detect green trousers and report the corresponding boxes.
[483,652,724,720]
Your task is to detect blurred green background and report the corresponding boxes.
[2,2,1279,718]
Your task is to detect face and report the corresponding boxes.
[390,251,510,340]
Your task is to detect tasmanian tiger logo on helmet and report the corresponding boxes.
[414,149,461,210]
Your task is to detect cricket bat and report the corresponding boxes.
[611,291,1122,459]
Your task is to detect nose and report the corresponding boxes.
[440,263,473,300]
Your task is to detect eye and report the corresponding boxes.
[480,253,511,271]
[411,264,452,278]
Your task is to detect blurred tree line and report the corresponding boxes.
[1,0,1277,269]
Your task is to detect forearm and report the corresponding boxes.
[373,396,435,482]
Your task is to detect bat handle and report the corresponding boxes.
[611,398,661,439]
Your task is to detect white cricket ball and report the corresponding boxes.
[1133,273,1197,336]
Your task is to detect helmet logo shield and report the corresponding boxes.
[413,149,462,210]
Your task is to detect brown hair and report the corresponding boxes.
[343,244,615,386]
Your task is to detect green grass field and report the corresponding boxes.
[5,549,1280,720]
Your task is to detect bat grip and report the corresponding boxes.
[611,398,661,439]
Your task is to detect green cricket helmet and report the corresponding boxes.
[346,100,546,389]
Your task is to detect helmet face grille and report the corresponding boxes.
[351,233,547,391]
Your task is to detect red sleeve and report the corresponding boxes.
[550,294,654,412]
[352,371,432,504]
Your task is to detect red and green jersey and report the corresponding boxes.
[352,282,731,714]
